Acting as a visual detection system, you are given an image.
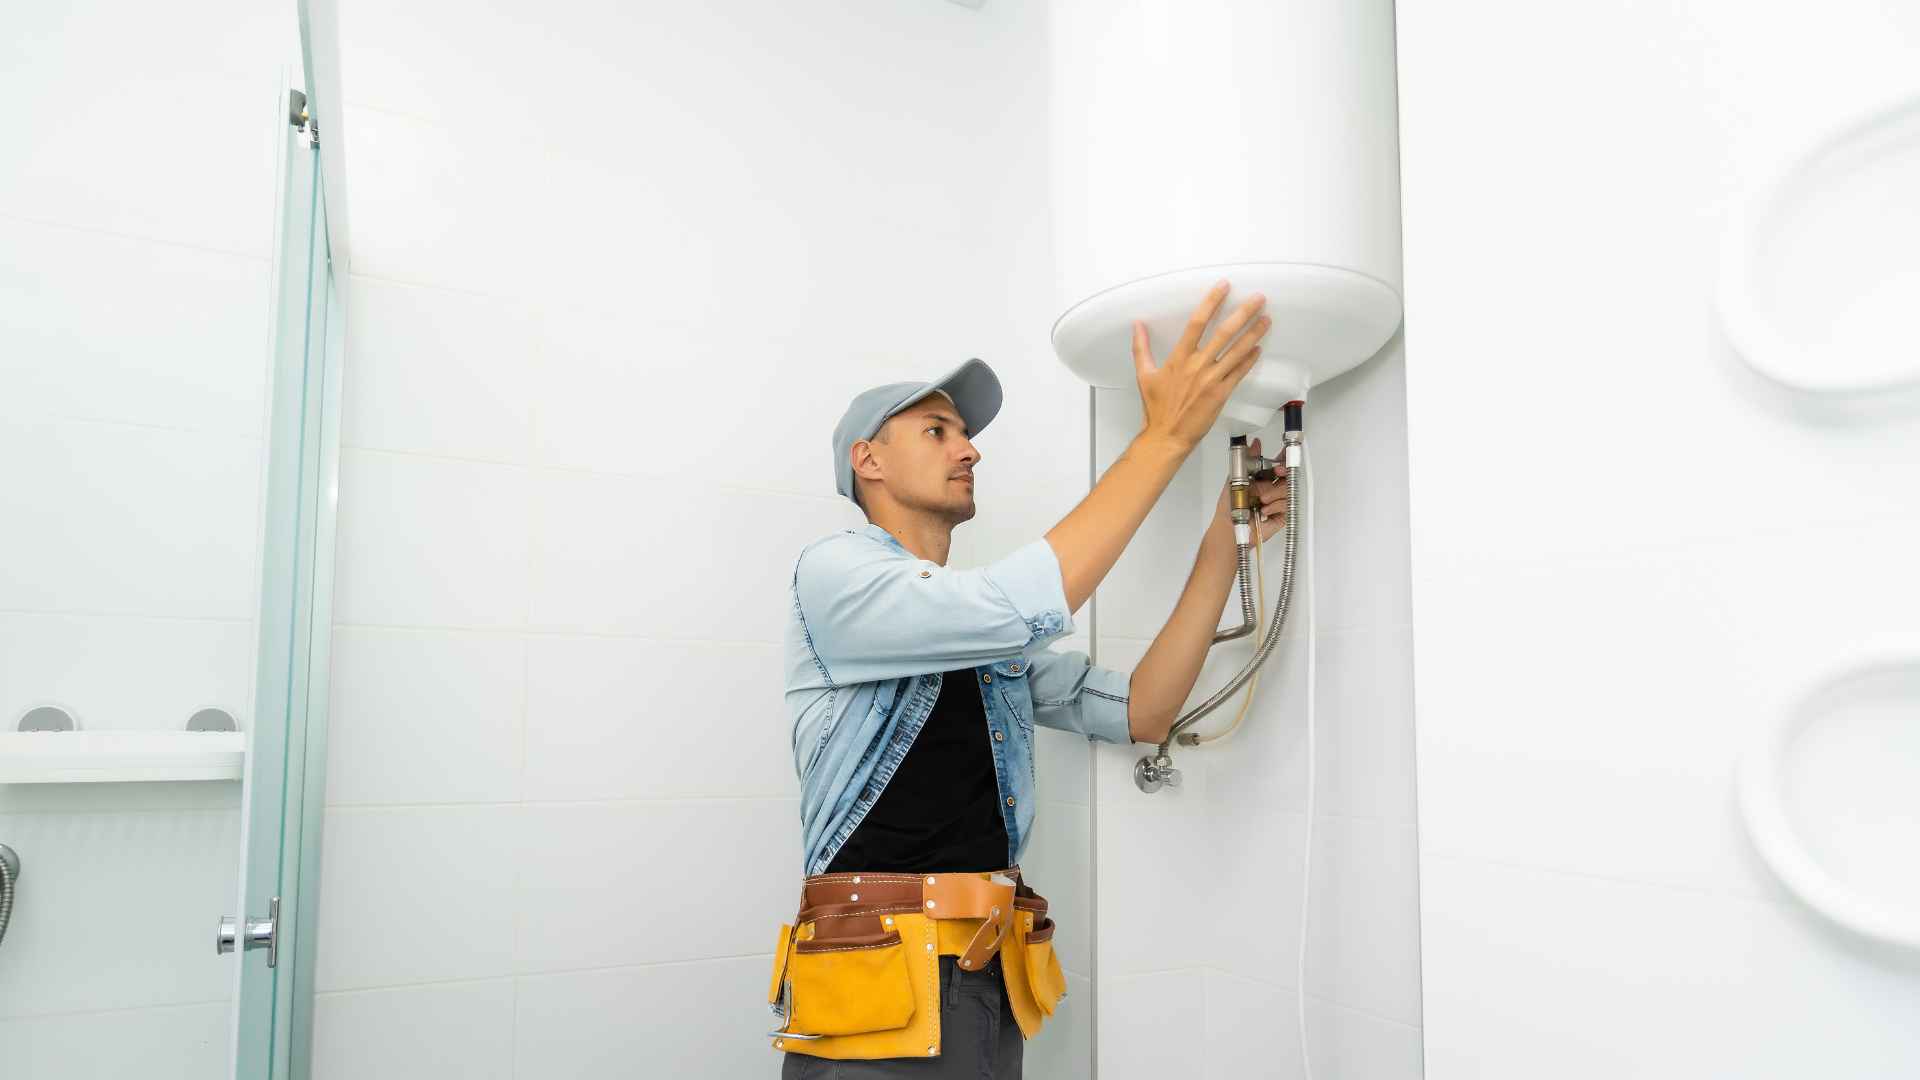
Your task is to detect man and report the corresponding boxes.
[777,282,1289,1078]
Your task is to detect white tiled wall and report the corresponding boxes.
[1398,2,1920,1076]
[0,2,289,1076]
[314,1,1095,1076]
[1091,335,1423,1079]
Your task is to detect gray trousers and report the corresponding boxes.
[779,952,1023,1079]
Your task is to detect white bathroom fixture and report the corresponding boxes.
[1738,643,1920,952]
[1717,94,1920,394]
[1045,7,1405,1076]
[0,730,245,784]
[1053,263,1401,429]
[1046,0,1405,430]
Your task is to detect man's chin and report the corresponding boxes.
[902,491,976,524]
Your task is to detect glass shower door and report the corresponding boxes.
[228,86,341,1080]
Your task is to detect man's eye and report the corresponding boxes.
[927,425,942,437]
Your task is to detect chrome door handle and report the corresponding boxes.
[217,895,279,967]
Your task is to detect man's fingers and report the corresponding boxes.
[1200,298,1269,363]
[1172,281,1231,363]
[1213,341,1263,392]
[1132,320,1155,384]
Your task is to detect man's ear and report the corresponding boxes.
[849,441,882,510]
[850,440,883,484]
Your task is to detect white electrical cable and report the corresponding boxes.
[1297,441,1317,1080]
[1179,436,1316,1077]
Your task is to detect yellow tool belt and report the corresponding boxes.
[766,866,1068,1061]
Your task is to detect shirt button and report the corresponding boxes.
[1010,664,1021,673]
[993,731,1004,741]
[982,674,992,683]
[1005,796,1015,807]
[919,570,930,578]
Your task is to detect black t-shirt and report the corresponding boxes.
[825,668,1009,875]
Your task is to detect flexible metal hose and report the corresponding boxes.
[1212,543,1256,643]
[1232,543,1255,628]
[1185,526,1268,748]
[1162,442,1302,750]
[0,854,14,950]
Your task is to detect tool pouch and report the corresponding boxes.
[788,920,916,1035]
[1022,914,1067,1017]
[768,872,1065,1060]
[996,903,1066,1038]
[769,911,939,1060]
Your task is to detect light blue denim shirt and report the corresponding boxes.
[786,522,1136,877]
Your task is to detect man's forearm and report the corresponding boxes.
[1126,519,1239,744]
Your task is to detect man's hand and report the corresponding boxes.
[1133,282,1271,453]
[1045,281,1272,613]
[1209,437,1290,545]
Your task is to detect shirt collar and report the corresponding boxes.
[858,521,905,552]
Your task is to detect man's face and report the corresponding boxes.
[861,393,980,523]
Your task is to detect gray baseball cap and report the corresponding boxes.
[833,357,1003,507]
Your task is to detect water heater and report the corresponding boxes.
[1047,0,1405,430]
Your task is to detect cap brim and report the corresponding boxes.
[884,358,1002,439]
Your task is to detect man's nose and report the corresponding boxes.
[958,438,980,466]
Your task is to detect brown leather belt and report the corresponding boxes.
[792,866,1050,975]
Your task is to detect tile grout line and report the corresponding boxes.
[1097,965,1422,1034]
[510,406,534,1066]
[1421,848,1794,912]
[333,622,786,646]
[0,408,265,444]
[337,441,850,504]
[324,794,801,811]
[0,996,232,1024]
[510,629,531,1072]
[1204,964,1424,1033]
[0,209,271,263]
[0,805,237,818]
[0,607,252,626]
[320,949,780,999]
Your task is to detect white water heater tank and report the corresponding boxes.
[1048,0,1406,431]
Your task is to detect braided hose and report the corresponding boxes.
[1212,543,1257,643]
[1161,443,1302,750]
[1231,544,1255,628]
[1184,526,1267,748]
[0,853,14,950]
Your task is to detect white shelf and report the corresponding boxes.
[0,731,246,784]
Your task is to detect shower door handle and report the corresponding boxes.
[217,895,279,967]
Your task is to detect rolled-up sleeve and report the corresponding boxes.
[793,534,1074,686]
[1024,645,1135,745]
